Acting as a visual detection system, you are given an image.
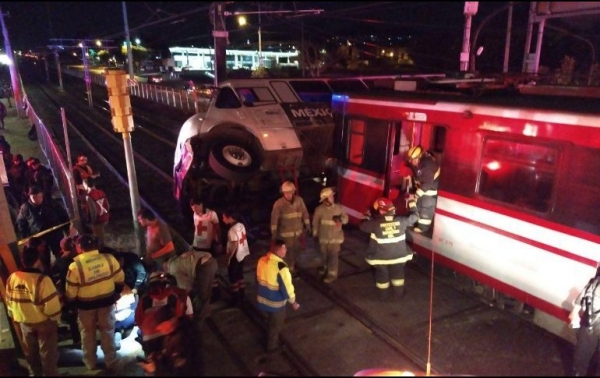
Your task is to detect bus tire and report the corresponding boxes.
[208,138,261,182]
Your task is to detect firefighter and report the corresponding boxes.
[312,187,348,283]
[135,271,195,375]
[569,266,600,376]
[5,246,62,377]
[406,145,440,234]
[65,234,125,372]
[270,181,311,276]
[359,197,419,300]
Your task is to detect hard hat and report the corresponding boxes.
[281,181,296,193]
[320,187,335,202]
[407,145,423,160]
[373,197,395,213]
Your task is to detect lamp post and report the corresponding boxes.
[238,15,262,69]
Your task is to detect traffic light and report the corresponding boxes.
[105,70,134,133]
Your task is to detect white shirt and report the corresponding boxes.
[192,209,219,250]
[227,222,250,262]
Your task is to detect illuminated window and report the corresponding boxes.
[348,119,365,165]
[478,138,558,213]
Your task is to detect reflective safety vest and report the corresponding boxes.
[256,252,296,312]
[359,213,419,265]
[6,268,62,324]
[135,286,188,341]
[270,196,310,238]
[65,250,124,310]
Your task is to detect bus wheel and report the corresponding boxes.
[208,138,261,182]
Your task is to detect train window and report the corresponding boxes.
[478,139,557,213]
[347,119,365,165]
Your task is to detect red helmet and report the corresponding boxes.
[373,197,395,213]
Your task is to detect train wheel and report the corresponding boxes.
[208,138,261,182]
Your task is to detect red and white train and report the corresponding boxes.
[331,86,600,342]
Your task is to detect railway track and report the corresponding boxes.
[17,60,571,376]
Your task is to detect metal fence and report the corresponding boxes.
[23,93,82,234]
[62,66,210,112]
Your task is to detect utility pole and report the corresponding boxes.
[460,2,478,72]
[122,2,135,80]
[0,8,24,117]
[49,38,116,106]
[214,2,324,84]
[105,70,143,256]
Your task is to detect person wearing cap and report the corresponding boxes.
[137,207,175,272]
[312,187,348,284]
[65,234,124,371]
[405,145,441,234]
[5,246,62,376]
[270,181,311,276]
[359,197,419,301]
[256,238,300,352]
[16,185,70,272]
[30,158,55,201]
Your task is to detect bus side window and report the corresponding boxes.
[215,87,242,109]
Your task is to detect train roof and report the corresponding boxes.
[335,85,600,115]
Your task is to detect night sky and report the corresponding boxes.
[1,2,598,73]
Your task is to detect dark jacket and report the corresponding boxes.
[16,198,69,238]
[119,251,148,294]
[359,212,419,265]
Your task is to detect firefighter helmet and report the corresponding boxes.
[373,197,395,213]
[407,145,424,160]
[281,181,296,193]
[320,187,335,202]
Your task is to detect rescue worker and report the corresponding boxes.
[223,208,250,307]
[72,153,100,198]
[65,234,124,372]
[83,177,110,247]
[165,248,217,324]
[270,181,311,276]
[406,145,440,234]
[359,197,419,300]
[16,185,70,273]
[53,236,81,346]
[137,207,176,272]
[256,239,300,352]
[190,197,221,301]
[569,266,600,376]
[5,246,62,377]
[135,271,195,375]
[312,187,348,283]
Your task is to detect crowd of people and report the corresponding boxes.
[3,131,441,377]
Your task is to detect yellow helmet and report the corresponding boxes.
[407,145,423,160]
[320,187,335,202]
[281,181,296,193]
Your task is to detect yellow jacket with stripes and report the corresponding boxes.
[6,268,62,324]
[65,250,125,310]
[256,252,296,312]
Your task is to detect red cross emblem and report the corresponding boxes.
[196,221,209,236]
[239,232,247,245]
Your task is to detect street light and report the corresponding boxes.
[237,15,262,68]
